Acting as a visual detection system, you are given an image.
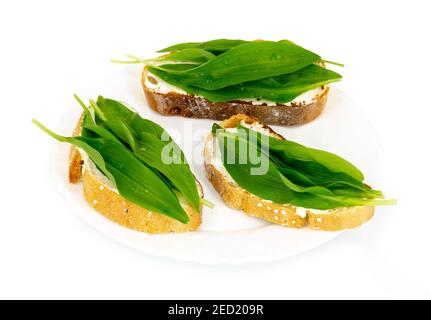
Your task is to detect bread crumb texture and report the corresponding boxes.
[82,167,202,233]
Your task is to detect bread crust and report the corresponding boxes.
[142,68,329,125]
[68,113,202,233]
[69,113,84,184]
[82,166,202,233]
[204,114,374,231]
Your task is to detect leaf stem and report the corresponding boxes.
[200,198,215,209]
[110,59,142,64]
[321,59,345,67]
[331,195,397,207]
[111,55,161,65]
[370,198,397,206]
[89,99,107,121]
[32,119,68,142]
[74,94,92,114]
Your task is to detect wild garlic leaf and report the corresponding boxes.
[102,120,137,151]
[88,137,189,223]
[159,48,216,64]
[268,139,364,182]
[209,64,341,103]
[80,116,176,193]
[95,97,165,138]
[148,63,340,103]
[33,118,190,223]
[157,42,201,52]
[277,166,378,198]
[277,172,334,196]
[154,64,198,72]
[216,129,345,209]
[152,41,321,90]
[157,39,345,67]
[238,124,364,181]
[265,140,377,198]
[217,131,296,203]
[133,132,201,212]
[215,125,395,210]
[94,96,201,212]
[255,130,380,199]
[33,120,116,184]
[158,39,248,54]
[261,64,342,88]
[97,117,201,212]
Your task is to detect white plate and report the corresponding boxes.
[52,66,383,264]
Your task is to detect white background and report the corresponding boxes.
[1,0,430,299]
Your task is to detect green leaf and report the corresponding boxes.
[94,96,201,212]
[278,166,380,198]
[154,63,198,72]
[215,129,342,208]
[217,131,295,203]
[265,135,364,182]
[89,137,189,223]
[158,42,201,52]
[236,124,363,181]
[80,116,177,194]
[277,172,334,196]
[245,125,381,198]
[148,64,340,103]
[95,96,165,138]
[151,40,321,90]
[158,39,248,54]
[33,119,190,223]
[133,132,201,212]
[269,64,342,88]
[119,38,343,100]
[159,48,216,64]
[156,38,343,65]
[32,119,116,184]
[103,120,137,151]
[214,125,395,210]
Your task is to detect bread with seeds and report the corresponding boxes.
[68,113,202,234]
[204,114,375,231]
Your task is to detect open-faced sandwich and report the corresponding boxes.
[33,96,210,233]
[205,114,395,231]
[115,39,343,125]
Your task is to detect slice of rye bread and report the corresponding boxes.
[142,68,329,126]
[68,113,202,234]
[204,114,375,231]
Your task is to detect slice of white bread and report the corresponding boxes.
[69,113,202,234]
[142,68,329,126]
[204,114,374,231]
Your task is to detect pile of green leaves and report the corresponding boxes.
[33,96,204,223]
[118,39,343,103]
[213,123,396,210]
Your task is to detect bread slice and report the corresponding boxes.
[142,68,329,126]
[69,114,202,234]
[204,114,374,231]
